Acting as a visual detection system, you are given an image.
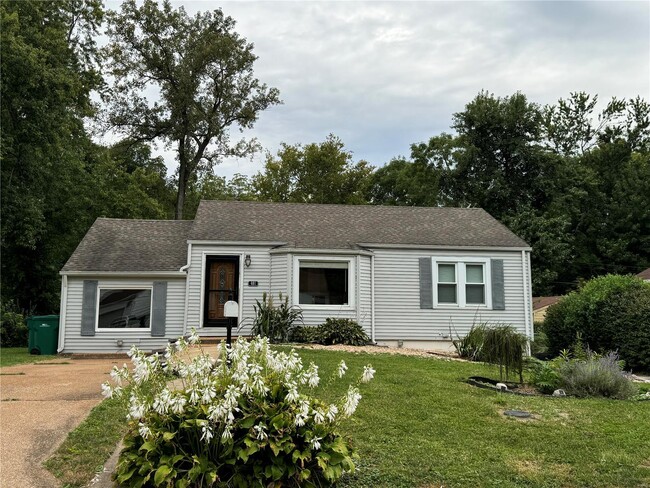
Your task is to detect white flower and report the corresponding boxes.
[221,426,233,441]
[326,404,338,423]
[170,394,187,415]
[342,386,362,417]
[200,422,214,443]
[337,360,348,378]
[201,384,217,404]
[101,383,113,399]
[313,408,325,424]
[253,423,268,441]
[285,381,300,403]
[310,436,322,451]
[138,423,152,439]
[361,365,376,383]
[188,327,200,345]
[128,397,147,420]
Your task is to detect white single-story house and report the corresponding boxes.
[58,200,533,353]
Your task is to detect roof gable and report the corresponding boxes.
[62,218,193,272]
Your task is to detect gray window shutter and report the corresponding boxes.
[419,257,433,309]
[81,280,98,336]
[491,259,505,310]
[151,281,167,337]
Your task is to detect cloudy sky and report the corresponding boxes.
[106,1,650,179]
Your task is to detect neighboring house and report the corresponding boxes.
[58,201,534,353]
[532,296,562,322]
[637,268,650,282]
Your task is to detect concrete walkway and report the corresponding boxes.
[0,357,125,488]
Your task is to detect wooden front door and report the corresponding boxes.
[204,257,238,326]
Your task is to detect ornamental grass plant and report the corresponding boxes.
[102,332,375,487]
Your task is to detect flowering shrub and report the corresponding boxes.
[102,332,375,487]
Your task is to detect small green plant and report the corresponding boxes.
[558,351,637,399]
[315,318,370,346]
[252,292,303,343]
[104,332,376,487]
[0,301,28,347]
[481,325,527,382]
[526,358,561,394]
[530,321,549,359]
[452,323,488,361]
[289,325,319,344]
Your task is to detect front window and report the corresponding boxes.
[298,261,349,305]
[98,289,151,329]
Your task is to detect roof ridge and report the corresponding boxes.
[199,200,485,211]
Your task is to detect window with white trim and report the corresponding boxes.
[298,261,349,305]
[97,289,152,329]
[433,259,490,308]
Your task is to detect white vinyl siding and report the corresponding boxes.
[61,277,185,353]
[372,249,528,341]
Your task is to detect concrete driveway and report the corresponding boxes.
[0,357,126,488]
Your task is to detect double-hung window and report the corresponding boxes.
[433,259,490,307]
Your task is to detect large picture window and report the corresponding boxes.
[298,261,349,305]
[98,289,151,329]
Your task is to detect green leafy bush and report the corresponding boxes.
[105,333,375,488]
[525,358,562,394]
[452,323,488,361]
[481,325,527,382]
[289,325,319,344]
[558,351,637,400]
[315,318,370,346]
[544,275,650,371]
[252,293,303,343]
[1,301,28,347]
[530,321,549,359]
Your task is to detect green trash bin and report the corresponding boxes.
[27,315,60,355]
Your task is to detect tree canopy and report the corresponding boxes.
[103,0,281,219]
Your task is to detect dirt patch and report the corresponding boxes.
[513,459,542,476]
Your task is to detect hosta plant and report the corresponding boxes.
[102,332,375,487]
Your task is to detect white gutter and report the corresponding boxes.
[180,242,192,333]
[60,271,186,277]
[187,240,286,246]
[57,275,68,353]
[358,243,532,252]
[370,254,376,343]
[269,248,375,257]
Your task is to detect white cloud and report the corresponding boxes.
[105,0,650,178]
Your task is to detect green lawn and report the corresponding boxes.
[292,348,650,488]
[0,347,57,367]
[45,347,650,488]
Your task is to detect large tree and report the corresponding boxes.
[253,134,374,204]
[104,0,281,219]
[1,0,104,311]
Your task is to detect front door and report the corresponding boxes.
[204,257,239,327]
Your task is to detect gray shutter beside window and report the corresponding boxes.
[491,259,505,310]
[81,280,98,336]
[151,281,167,337]
[419,257,433,309]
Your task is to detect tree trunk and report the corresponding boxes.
[175,139,187,220]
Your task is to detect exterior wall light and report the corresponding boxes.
[244,254,251,267]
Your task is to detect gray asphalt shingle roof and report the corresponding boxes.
[190,200,529,249]
[62,218,193,272]
[63,201,528,272]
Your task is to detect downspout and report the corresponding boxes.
[526,251,535,339]
[370,254,376,343]
[57,274,68,353]
[521,250,532,354]
[180,242,192,332]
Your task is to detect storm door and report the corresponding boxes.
[203,256,239,326]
